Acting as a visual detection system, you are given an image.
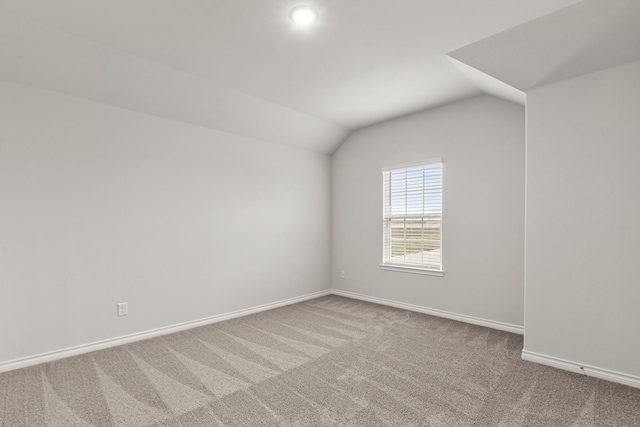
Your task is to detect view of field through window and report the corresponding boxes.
[390,218,441,266]
[383,162,442,270]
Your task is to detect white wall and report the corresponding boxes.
[0,80,331,365]
[525,60,640,377]
[332,95,525,328]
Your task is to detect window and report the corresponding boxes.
[381,159,443,275]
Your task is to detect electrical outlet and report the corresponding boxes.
[341,270,345,279]
[117,302,128,317]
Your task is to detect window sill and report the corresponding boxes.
[379,264,445,277]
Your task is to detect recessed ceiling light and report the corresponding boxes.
[290,6,318,26]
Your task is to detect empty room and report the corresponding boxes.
[1,0,639,425]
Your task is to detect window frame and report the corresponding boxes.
[380,159,444,277]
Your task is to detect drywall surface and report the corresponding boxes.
[331,95,525,327]
[525,60,640,376]
[0,11,349,154]
[0,80,331,364]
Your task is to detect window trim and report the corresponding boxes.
[380,263,445,276]
[380,158,444,276]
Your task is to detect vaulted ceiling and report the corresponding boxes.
[449,0,640,92]
[1,1,637,153]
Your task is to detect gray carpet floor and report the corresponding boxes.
[1,295,639,426]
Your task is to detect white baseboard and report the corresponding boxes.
[0,289,331,374]
[331,289,524,334]
[6,289,638,391]
[522,350,640,389]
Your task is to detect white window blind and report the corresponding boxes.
[382,160,443,272]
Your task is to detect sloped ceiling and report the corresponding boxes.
[449,0,640,92]
[0,0,586,153]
